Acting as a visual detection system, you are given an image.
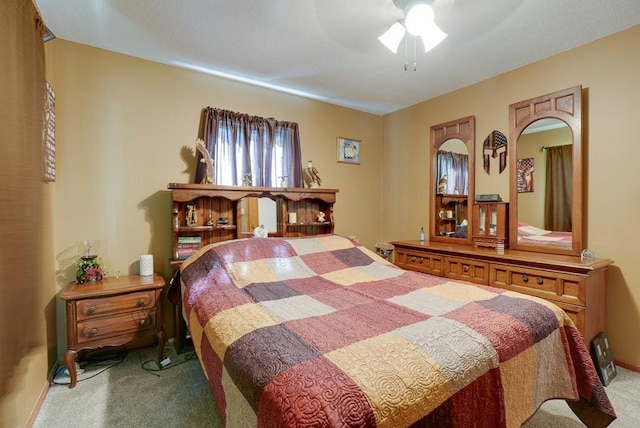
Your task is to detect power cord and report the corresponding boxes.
[52,352,127,385]
[140,351,198,377]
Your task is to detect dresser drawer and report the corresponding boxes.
[490,264,585,306]
[76,290,156,320]
[395,249,444,276]
[445,257,489,285]
[77,309,156,344]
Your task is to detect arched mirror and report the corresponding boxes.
[508,86,582,255]
[430,116,475,244]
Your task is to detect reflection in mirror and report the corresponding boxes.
[430,116,475,244]
[508,85,582,255]
[436,139,469,196]
[239,197,277,235]
[517,119,572,247]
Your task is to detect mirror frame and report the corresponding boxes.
[430,116,476,245]
[508,86,582,256]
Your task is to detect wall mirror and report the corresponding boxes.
[508,86,582,255]
[238,197,278,236]
[430,116,475,244]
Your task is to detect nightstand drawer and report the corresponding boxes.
[77,309,156,344]
[77,290,156,320]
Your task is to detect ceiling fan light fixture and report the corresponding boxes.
[420,23,447,52]
[405,2,435,36]
[378,21,406,53]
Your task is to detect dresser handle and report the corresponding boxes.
[419,257,424,264]
[463,265,469,273]
[411,256,416,262]
[140,319,146,326]
[89,328,98,337]
[536,277,544,285]
[522,274,529,282]
[137,299,145,307]
[88,306,96,314]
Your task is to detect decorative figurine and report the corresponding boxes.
[306,160,322,188]
[317,211,326,222]
[186,204,198,226]
[438,174,447,194]
[242,172,252,186]
[253,224,267,238]
[196,138,214,184]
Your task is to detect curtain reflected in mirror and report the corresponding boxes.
[436,138,469,196]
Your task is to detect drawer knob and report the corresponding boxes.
[89,328,98,337]
[411,256,416,262]
[536,277,543,285]
[88,306,96,314]
[419,257,424,264]
[140,319,146,326]
[463,265,469,273]
[522,274,529,282]
[137,299,145,307]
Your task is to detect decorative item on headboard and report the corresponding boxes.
[306,160,322,188]
[195,139,214,184]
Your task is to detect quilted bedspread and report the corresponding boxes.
[179,234,615,427]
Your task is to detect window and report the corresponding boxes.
[197,108,303,187]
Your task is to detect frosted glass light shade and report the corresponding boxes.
[378,22,406,53]
[420,23,447,52]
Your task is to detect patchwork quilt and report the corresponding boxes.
[179,234,615,427]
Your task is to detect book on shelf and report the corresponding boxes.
[177,236,202,259]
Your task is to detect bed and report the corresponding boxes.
[517,222,573,246]
[172,234,615,427]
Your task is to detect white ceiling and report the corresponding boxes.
[35,0,640,115]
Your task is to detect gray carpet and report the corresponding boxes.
[34,343,639,427]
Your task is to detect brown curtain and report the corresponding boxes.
[197,107,303,187]
[0,0,45,400]
[544,145,572,231]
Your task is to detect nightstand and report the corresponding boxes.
[60,274,166,388]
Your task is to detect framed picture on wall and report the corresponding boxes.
[337,137,361,164]
[517,158,534,193]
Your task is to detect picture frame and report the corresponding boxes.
[516,157,534,193]
[337,137,361,164]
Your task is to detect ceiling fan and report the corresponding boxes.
[378,0,448,54]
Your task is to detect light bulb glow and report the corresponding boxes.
[405,3,434,36]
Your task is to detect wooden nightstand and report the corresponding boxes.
[60,274,166,388]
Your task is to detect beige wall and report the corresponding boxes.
[382,25,640,367]
[46,40,384,355]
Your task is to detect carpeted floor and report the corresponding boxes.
[34,343,639,427]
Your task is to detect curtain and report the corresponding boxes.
[436,150,469,195]
[197,107,303,187]
[0,0,45,401]
[544,145,572,231]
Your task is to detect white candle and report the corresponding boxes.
[140,254,154,276]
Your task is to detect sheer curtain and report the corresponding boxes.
[197,108,303,187]
[436,150,469,194]
[544,145,572,231]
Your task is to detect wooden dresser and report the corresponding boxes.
[391,240,612,344]
[60,274,166,388]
